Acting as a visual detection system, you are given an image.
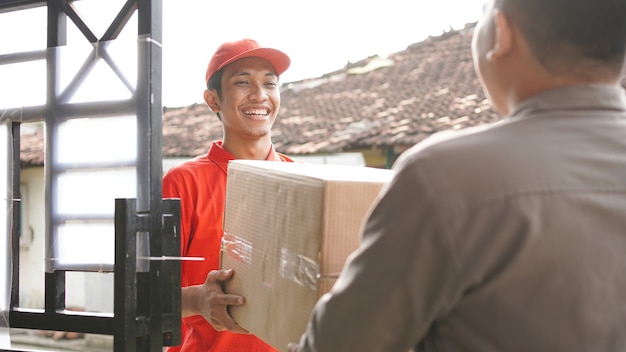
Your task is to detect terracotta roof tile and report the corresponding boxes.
[19,124,44,167]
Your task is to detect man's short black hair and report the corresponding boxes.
[498,0,626,79]
[207,68,224,100]
[207,68,224,121]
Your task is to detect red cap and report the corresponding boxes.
[205,38,291,85]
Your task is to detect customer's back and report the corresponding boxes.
[404,83,626,350]
[430,0,626,348]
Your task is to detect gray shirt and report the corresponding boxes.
[294,84,626,352]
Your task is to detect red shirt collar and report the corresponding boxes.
[207,140,285,174]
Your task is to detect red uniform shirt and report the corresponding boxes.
[163,141,294,352]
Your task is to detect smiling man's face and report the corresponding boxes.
[208,56,281,141]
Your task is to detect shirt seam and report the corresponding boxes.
[449,187,626,217]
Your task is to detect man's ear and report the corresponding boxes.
[487,10,513,62]
[204,89,221,113]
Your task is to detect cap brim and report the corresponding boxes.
[216,47,291,77]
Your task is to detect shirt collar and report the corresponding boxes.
[510,84,626,119]
[207,140,284,174]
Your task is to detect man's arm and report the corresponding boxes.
[163,170,248,334]
[290,152,459,351]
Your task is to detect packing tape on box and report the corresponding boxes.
[222,231,252,266]
[279,248,320,291]
[221,232,320,291]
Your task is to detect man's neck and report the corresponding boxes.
[221,137,272,160]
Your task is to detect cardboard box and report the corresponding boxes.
[221,160,393,351]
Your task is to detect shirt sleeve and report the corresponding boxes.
[294,151,460,352]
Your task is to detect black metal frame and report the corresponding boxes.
[112,198,181,350]
[1,1,180,351]
[0,0,45,12]
[114,198,181,350]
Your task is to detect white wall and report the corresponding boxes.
[293,152,366,166]
[19,167,46,309]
